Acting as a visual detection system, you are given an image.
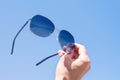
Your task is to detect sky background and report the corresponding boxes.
[0,0,120,80]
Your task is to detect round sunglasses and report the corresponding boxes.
[11,15,75,66]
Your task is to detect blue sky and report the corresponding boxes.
[0,0,120,80]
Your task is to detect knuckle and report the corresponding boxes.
[83,59,91,65]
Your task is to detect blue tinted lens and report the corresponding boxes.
[30,15,55,37]
[58,30,75,53]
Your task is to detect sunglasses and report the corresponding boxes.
[11,15,75,66]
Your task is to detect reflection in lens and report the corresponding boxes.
[62,43,75,54]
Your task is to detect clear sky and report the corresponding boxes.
[0,0,120,80]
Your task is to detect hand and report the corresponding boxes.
[56,43,91,80]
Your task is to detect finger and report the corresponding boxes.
[74,43,90,62]
[74,43,88,57]
[58,50,65,57]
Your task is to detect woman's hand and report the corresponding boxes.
[56,43,91,80]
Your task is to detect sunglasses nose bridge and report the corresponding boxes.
[55,28,60,32]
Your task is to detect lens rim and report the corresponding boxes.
[58,30,75,53]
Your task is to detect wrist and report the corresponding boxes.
[55,76,81,80]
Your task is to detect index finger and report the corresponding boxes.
[74,43,90,60]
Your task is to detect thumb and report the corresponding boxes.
[63,53,73,67]
[58,50,72,66]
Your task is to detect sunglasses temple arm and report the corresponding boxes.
[11,19,31,55]
[36,53,58,66]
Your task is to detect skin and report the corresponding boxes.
[56,43,91,80]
